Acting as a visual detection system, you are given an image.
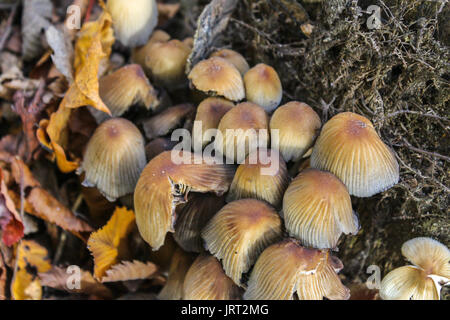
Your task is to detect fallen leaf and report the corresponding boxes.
[87,207,135,280]
[39,266,112,299]
[11,240,51,300]
[101,260,158,283]
[45,25,74,83]
[0,253,6,300]
[0,167,24,246]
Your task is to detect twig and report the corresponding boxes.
[386,110,449,122]
[0,2,18,52]
[401,138,450,162]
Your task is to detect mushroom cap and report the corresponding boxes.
[282,168,359,249]
[145,138,177,161]
[174,193,226,252]
[157,247,195,300]
[401,237,450,278]
[107,0,158,47]
[183,254,242,300]
[226,148,289,208]
[193,97,234,148]
[134,151,234,250]
[244,63,282,113]
[216,102,269,163]
[131,30,171,67]
[188,57,245,101]
[145,39,191,88]
[310,112,399,197]
[202,199,283,286]
[80,118,146,201]
[89,64,158,123]
[269,101,321,162]
[244,239,350,300]
[210,49,250,75]
[380,266,440,300]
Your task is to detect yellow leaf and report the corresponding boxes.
[11,240,51,300]
[87,207,135,280]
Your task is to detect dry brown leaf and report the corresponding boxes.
[0,253,6,300]
[0,167,24,247]
[11,240,51,300]
[87,207,136,280]
[39,266,112,299]
[101,260,158,283]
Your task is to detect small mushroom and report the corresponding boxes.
[202,199,283,286]
[310,112,399,197]
[144,39,191,89]
[183,254,243,300]
[282,168,359,249]
[210,49,250,75]
[79,118,146,202]
[216,102,269,163]
[131,30,171,67]
[134,151,234,250]
[192,97,234,148]
[244,63,282,113]
[244,239,350,300]
[89,64,159,123]
[226,148,289,208]
[187,57,245,102]
[380,237,450,300]
[269,101,321,162]
[145,138,178,161]
[106,0,158,47]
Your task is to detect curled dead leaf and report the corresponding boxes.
[101,260,158,283]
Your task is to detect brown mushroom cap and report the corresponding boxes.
[132,30,171,67]
[226,148,289,208]
[244,239,350,300]
[145,39,191,88]
[269,101,321,162]
[80,118,146,201]
[134,151,234,250]
[216,102,269,163]
[183,254,242,300]
[282,168,359,249]
[310,112,399,197]
[193,97,235,148]
[210,49,250,75]
[202,199,283,286]
[107,0,158,47]
[145,138,178,161]
[89,64,159,123]
[188,57,245,102]
[244,63,282,113]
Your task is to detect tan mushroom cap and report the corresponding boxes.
[89,64,159,123]
[193,97,234,148]
[134,151,234,250]
[244,239,350,300]
[380,237,449,300]
[188,57,245,101]
[226,148,289,208]
[79,118,146,202]
[216,102,269,163]
[202,199,283,286]
[132,30,171,67]
[157,247,195,300]
[145,39,191,88]
[310,112,399,197]
[107,0,158,47]
[244,63,282,113]
[174,193,226,252]
[270,102,321,162]
[183,254,242,300]
[282,168,359,249]
[210,49,250,75]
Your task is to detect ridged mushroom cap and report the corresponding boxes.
[79,118,146,201]
[282,168,359,249]
[269,101,321,162]
[183,254,242,300]
[202,199,283,286]
[188,57,245,101]
[210,49,250,75]
[244,239,350,300]
[244,63,282,113]
[226,148,289,208]
[310,112,399,197]
[134,151,234,250]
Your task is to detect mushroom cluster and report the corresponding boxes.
[77,2,405,300]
